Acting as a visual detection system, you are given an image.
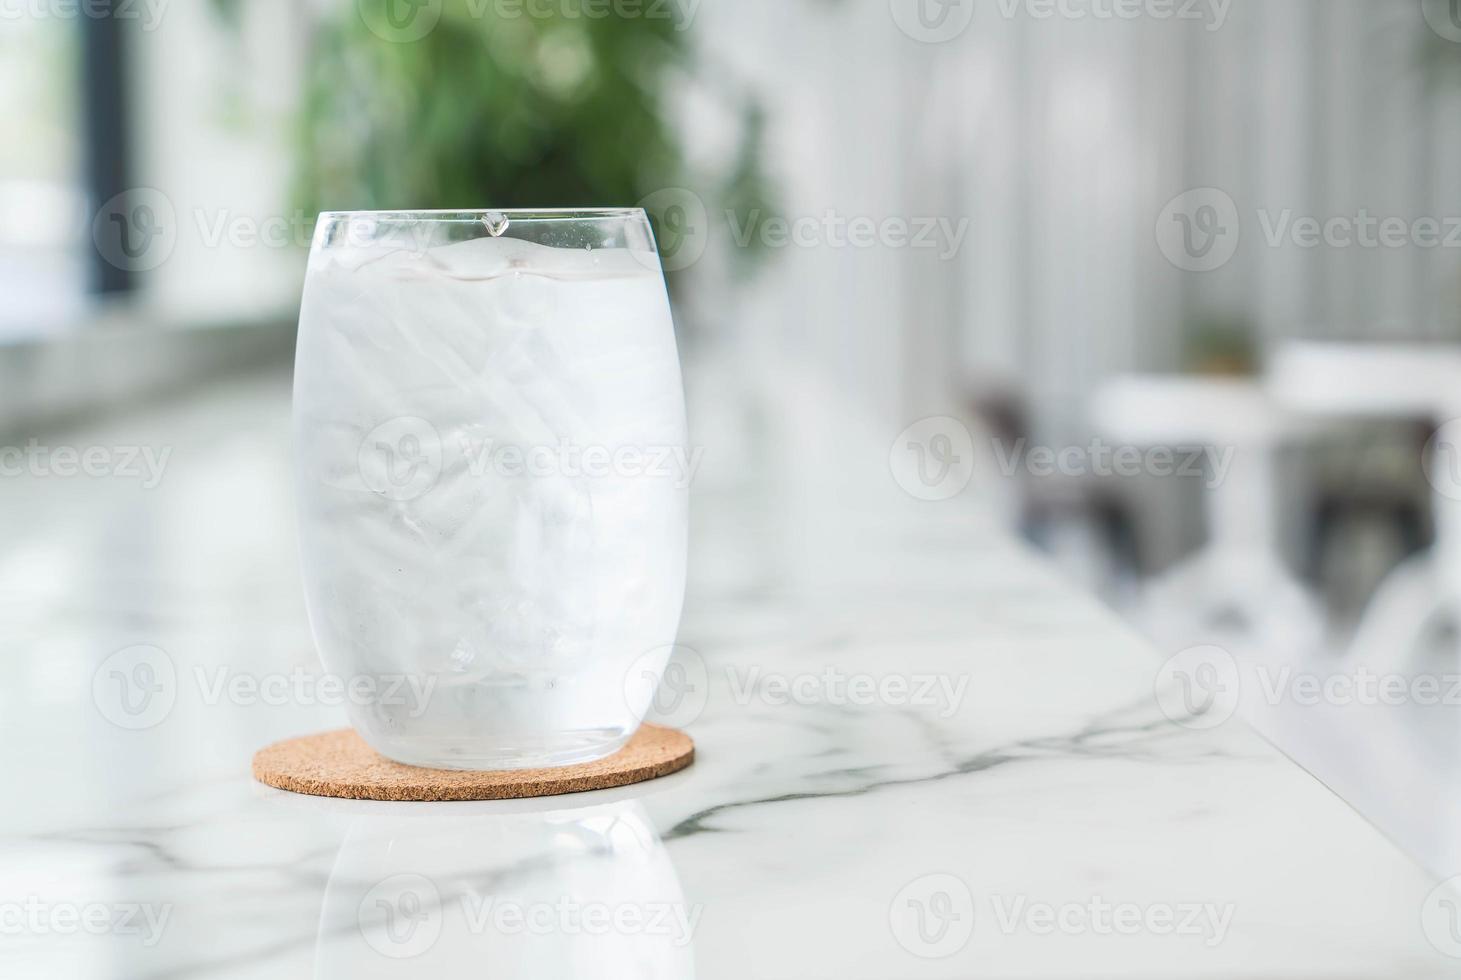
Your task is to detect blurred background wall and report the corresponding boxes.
[11,2,1461,412]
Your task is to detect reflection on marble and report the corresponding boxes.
[318,800,693,978]
[1,369,1460,978]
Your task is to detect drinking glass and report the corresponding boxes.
[293,208,688,770]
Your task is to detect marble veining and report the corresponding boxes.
[1,371,1458,978]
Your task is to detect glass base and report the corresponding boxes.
[359,727,634,772]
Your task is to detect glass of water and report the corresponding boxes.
[293,209,688,770]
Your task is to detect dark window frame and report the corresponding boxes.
[81,9,133,296]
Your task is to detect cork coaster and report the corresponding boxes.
[252,724,693,802]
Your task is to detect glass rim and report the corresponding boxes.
[316,207,646,223]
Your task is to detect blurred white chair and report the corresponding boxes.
[1270,342,1461,670]
[1092,375,1324,660]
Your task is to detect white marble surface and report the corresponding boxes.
[2,368,1459,978]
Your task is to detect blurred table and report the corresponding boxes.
[0,367,1458,977]
[1092,375,1324,660]
[1271,341,1461,669]
[1269,341,1461,419]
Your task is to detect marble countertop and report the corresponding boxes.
[2,368,1459,978]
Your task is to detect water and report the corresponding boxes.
[293,224,688,769]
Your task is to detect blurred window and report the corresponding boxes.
[0,15,86,337]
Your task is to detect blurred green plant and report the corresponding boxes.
[1183,313,1258,376]
[211,0,774,276]
[1417,13,1461,334]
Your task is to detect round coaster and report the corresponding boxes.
[253,724,693,802]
